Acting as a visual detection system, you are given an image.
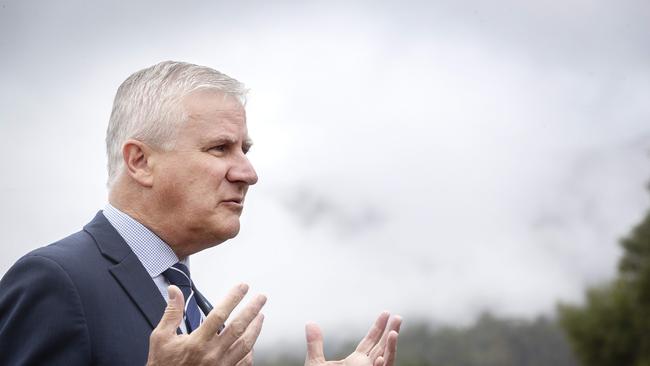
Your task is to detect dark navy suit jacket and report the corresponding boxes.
[0,211,212,365]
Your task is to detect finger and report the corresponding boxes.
[382,331,399,366]
[374,356,385,366]
[154,285,185,335]
[233,334,257,366]
[219,294,267,347]
[355,311,390,354]
[195,283,249,339]
[369,315,402,360]
[389,315,402,333]
[226,313,265,364]
[304,322,326,363]
[235,350,253,366]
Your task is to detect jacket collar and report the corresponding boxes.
[83,211,167,329]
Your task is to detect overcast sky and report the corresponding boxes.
[1,0,649,353]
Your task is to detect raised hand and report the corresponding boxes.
[147,283,266,366]
[304,312,402,366]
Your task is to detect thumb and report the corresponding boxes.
[305,322,326,364]
[156,285,185,334]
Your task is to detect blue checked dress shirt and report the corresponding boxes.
[103,204,205,333]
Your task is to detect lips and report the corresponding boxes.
[222,197,243,204]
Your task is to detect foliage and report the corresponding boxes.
[559,204,650,365]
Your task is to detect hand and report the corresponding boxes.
[147,283,266,366]
[304,312,402,366]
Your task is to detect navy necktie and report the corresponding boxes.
[162,263,202,333]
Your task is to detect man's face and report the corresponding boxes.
[150,90,258,254]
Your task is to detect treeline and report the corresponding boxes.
[260,313,578,366]
[559,187,650,365]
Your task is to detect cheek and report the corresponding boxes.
[199,162,229,188]
[158,159,227,207]
[185,165,228,205]
[157,169,202,207]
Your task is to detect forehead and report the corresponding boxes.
[179,90,248,140]
[183,89,246,122]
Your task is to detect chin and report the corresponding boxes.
[214,221,241,241]
[224,226,241,239]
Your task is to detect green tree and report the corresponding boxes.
[560,203,650,366]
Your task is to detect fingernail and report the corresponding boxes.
[169,288,176,301]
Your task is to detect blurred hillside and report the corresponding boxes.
[259,313,578,366]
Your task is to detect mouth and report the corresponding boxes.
[221,197,243,205]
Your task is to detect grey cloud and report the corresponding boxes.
[277,185,386,237]
[1,0,650,349]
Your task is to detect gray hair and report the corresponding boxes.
[105,60,247,187]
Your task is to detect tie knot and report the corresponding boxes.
[163,262,192,287]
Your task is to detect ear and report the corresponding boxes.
[122,139,155,187]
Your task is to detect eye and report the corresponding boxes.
[209,145,226,153]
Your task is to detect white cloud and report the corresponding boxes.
[1,0,649,351]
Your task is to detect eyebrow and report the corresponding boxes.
[203,135,254,149]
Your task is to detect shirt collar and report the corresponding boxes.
[103,203,188,278]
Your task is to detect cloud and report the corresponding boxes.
[1,0,649,350]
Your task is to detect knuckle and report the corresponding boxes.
[212,309,228,322]
[164,304,181,316]
[230,320,246,336]
[149,329,165,343]
[242,337,255,353]
[231,338,252,357]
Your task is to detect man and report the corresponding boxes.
[0,61,401,365]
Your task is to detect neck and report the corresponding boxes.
[109,181,191,258]
[108,177,227,258]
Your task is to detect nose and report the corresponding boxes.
[227,154,258,185]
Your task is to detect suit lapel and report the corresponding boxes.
[84,211,166,329]
[109,255,167,329]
